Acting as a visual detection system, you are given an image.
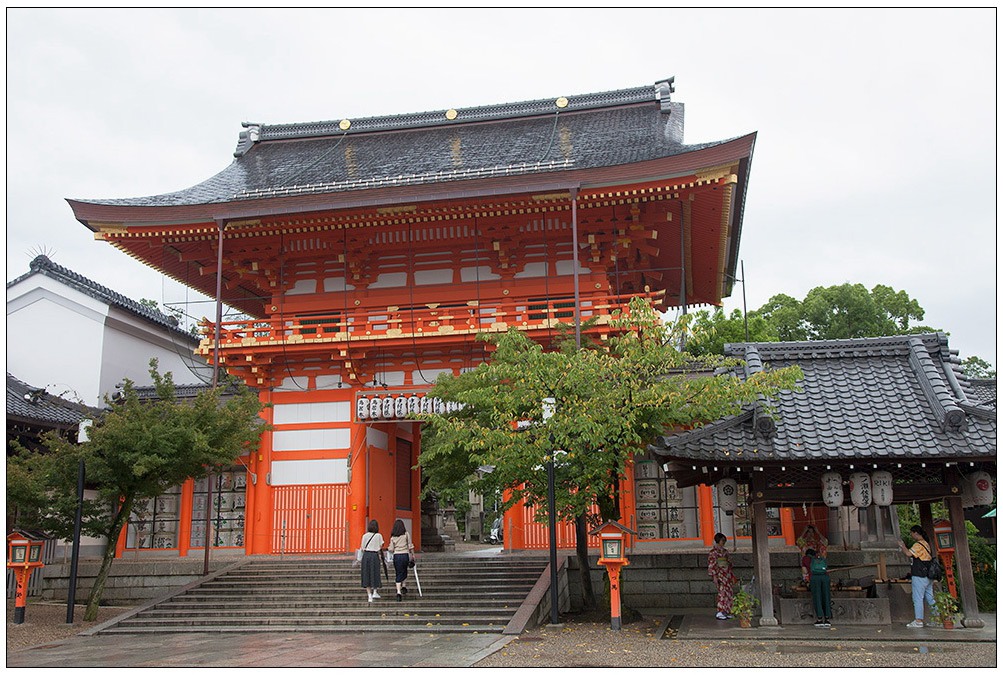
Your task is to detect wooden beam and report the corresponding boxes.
[946,495,984,627]
[751,473,777,626]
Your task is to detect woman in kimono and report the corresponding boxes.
[708,532,737,620]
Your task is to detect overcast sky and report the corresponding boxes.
[5,8,997,366]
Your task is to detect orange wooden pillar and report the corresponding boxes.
[699,484,716,545]
[178,480,194,556]
[780,507,795,546]
[249,389,274,554]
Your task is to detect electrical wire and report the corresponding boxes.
[277,129,350,189]
[277,230,309,391]
[408,220,433,385]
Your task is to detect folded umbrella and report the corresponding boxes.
[413,561,422,597]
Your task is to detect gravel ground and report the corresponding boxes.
[6,600,130,652]
[474,613,998,668]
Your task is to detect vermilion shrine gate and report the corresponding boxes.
[69,78,798,557]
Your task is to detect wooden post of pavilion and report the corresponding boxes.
[750,473,777,626]
[945,494,984,627]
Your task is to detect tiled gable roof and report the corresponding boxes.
[7,373,98,427]
[70,79,740,208]
[649,333,997,464]
[7,255,198,344]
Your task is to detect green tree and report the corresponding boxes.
[751,293,807,342]
[961,356,996,379]
[417,298,801,610]
[7,359,265,620]
[684,308,778,357]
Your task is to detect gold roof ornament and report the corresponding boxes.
[445,109,458,120]
[339,119,351,131]
[555,97,569,109]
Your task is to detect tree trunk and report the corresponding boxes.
[84,493,134,621]
[575,512,597,610]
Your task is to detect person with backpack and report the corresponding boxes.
[803,548,832,627]
[898,525,939,628]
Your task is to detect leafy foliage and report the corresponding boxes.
[684,308,778,357]
[961,356,996,379]
[416,298,802,525]
[687,283,944,355]
[7,359,266,619]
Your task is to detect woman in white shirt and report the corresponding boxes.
[359,519,384,602]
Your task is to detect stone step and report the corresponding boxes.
[138,606,515,619]
[97,556,547,634]
[100,623,505,634]
[113,614,512,627]
[164,595,523,607]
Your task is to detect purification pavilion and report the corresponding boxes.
[67,77,777,556]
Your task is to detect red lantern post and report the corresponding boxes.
[933,519,958,597]
[6,532,47,624]
[589,521,638,630]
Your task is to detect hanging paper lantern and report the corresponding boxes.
[970,471,994,506]
[407,396,420,415]
[822,472,843,508]
[419,396,430,415]
[356,397,369,420]
[395,396,407,418]
[849,472,872,508]
[434,398,445,415]
[717,478,738,516]
[369,397,382,419]
[871,471,893,506]
[382,397,394,419]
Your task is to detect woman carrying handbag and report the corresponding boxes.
[388,519,416,602]
[359,519,384,603]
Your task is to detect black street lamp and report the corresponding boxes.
[542,397,559,626]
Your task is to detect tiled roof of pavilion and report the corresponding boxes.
[69,78,739,207]
[7,373,98,428]
[649,333,997,465]
[7,255,199,344]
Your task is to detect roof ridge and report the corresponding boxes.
[906,336,966,432]
[12,255,197,343]
[235,79,673,155]
[725,333,947,359]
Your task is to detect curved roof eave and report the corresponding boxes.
[67,133,757,227]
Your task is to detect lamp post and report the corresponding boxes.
[541,397,559,626]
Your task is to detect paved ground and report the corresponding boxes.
[7,608,995,668]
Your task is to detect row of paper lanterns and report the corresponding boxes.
[356,395,463,420]
[716,470,993,511]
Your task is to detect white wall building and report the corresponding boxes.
[6,255,205,407]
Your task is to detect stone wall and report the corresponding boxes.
[566,550,910,611]
[39,559,235,605]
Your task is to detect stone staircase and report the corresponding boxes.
[98,556,549,634]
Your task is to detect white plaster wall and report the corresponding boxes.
[100,307,201,400]
[271,458,349,485]
[272,428,352,451]
[6,279,109,406]
[273,401,352,425]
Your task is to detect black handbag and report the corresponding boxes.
[924,545,943,580]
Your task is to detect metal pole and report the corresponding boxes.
[547,439,559,625]
[741,260,749,343]
[205,219,225,576]
[570,188,581,349]
[65,459,84,623]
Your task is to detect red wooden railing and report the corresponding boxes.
[199,291,663,351]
